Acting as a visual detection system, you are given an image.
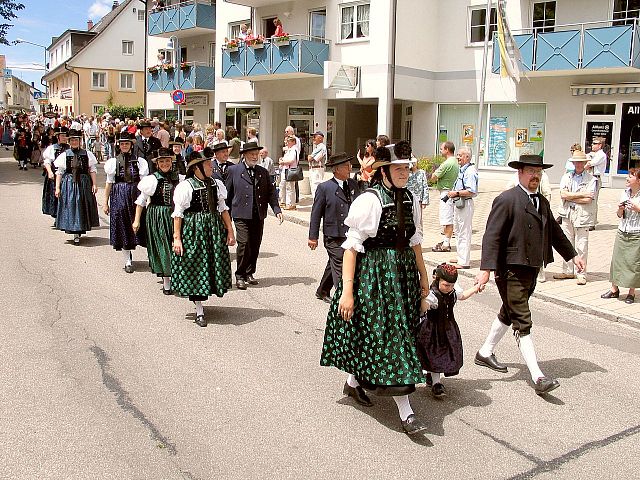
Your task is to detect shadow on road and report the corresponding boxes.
[188,306,285,326]
[252,276,316,288]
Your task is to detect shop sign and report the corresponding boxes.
[60,88,72,100]
[488,117,508,166]
[185,93,208,106]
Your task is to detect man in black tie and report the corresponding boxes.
[474,154,585,395]
[210,142,232,182]
[134,121,162,171]
[225,141,282,290]
[308,153,360,302]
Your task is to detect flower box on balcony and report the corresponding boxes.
[180,62,191,71]
[148,66,160,74]
[273,35,290,47]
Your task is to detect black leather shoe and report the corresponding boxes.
[401,414,428,435]
[247,275,259,285]
[162,288,172,295]
[474,351,508,373]
[432,383,446,398]
[342,382,373,407]
[235,279,247,290]
[425,372,433,387]
[600,290,619,299]
[315,291,331,304]
[195,314,207,327]
[124,265,134,274]
[624,294,635,304]
[534,377,559,395]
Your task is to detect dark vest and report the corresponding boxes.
[184,177,218,214]
[65,149,90,182]
[425,285,458,345]
[150,171,178,207]
[173,155,186,176]
[362,184,415,250]
[115,154,141,183]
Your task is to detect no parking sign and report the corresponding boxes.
[172,89,186,105]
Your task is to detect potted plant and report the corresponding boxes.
[148,65,159,74]
[223,38,239,52]
[247,35,265,49]
[273,34,290,47]
[180,61,191,71]
[163,63,175,73]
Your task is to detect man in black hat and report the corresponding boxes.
[308,153,360,302]
[210,142,232,182]
[474,154,585,395]
[225,141,283,290]
[134,120,162,170]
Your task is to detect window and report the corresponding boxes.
[159,49,173,64]
[209,42,216,67]
[469,6,497,44]
[119,73,134,90]
[340,2,370,41]
[91,71,106,89]
[122,40,134,55]
[586,104,616,116]
[137,10,145,21]
[613,0,640,25]
[229,20,250,39]
[92,104,105,115]
[310,10,326,39]
[532,1,556,32]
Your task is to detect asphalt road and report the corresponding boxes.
[1,151,639,480]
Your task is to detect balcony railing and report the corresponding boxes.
[148,0,215,37]
[492,19,640,73]
[222,35,330,80]
[147,62,215,92]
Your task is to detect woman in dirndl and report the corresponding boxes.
[601,168,640,304]
[103,131,149,272]
[132,148,183,295]
[320,141,431,435]
[54,129,100,245]
[42,127,69,220]
[171,151,235,327]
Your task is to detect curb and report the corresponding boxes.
[268,210,640,330]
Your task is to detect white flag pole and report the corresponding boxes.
[475,0,493,165]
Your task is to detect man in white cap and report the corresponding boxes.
[554,150,596,285]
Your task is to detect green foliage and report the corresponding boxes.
[98,104,144,120]
[416,154,445,174]
[1,0,25,45]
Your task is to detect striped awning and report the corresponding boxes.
[571,84,640,96]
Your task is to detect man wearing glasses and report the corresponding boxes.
[474,155,585,396]
[586,137,607,229]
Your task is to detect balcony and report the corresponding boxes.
[221,35,330,80]
[492,20,640,75]
[148,0,215,38]
[147,63,215,92]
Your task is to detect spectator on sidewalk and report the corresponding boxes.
[601,168,640,305]
[431,141,459,253]
[554,150,596,285]
[406,157,430,215]
[564,143,582,173]
[356,139,376,186]
[586,137,607,229]
[446,146,477,269]
[308,131,327,199]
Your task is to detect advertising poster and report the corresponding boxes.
[529,122,544,142]
[462,124,474,144]
[488,117,508,166]
[439,127,448,143]
[515,128,528,147]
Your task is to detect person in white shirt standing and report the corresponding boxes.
[585,137,607,229]
[554,150,597,285]
[308,131,327,199]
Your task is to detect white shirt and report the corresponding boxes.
[587,149,607,176]
[341,191,423,253]
[259,155,275,175]
[103,156,149,184]
[42,144,60,165]
[171,178,229,218]
[54,149,98,174]
[135,173,185,207]
[310,142,327,167]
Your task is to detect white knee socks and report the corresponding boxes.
[163,277,171,290]
[518,334,544,382]
[430,372,442,385]
[347,374,360,388]
[442,236,451,247]
[122,250,132,266]
[479,317,509,357]
[393,395,414,421]
[193,301,204,316]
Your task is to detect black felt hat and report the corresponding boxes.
[116,131,136,143]
[508,154,553,170]
[240,141,262,153]
[325,152,354,168]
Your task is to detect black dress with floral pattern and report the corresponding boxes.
[320,183,425,393]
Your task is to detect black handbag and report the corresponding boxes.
[285,166,303,182]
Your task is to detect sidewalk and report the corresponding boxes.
[276,179,640,329]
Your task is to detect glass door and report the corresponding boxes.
[583,103,617,184]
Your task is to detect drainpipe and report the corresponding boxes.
[64,62,80,115]
[387,0,397,138]
[140,0,148,116]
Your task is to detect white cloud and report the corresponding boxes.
[88,0,112,21]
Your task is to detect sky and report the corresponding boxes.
[0,0,133,91]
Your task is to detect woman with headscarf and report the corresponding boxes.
[171,151,235,327]
[321,141,431,435]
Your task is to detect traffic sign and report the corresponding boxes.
[172,89,186,105]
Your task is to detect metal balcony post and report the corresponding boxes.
[631,18,637,66]
[579,23,585,69]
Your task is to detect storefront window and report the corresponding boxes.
[437,104,487,161]
[489,104,546,167]
[618,103,640,173]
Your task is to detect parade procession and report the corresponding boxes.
[2,0,640,478]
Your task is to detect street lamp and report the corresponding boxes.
[13,38,48,96]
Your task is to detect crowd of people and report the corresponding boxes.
[4,107,640,437]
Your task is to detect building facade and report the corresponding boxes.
[44,0,145,117]
[3,74,33,111]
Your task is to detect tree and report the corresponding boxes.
[0,0,25,46]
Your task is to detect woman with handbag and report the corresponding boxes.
[279,135,299,210]
[321,141,431,435]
